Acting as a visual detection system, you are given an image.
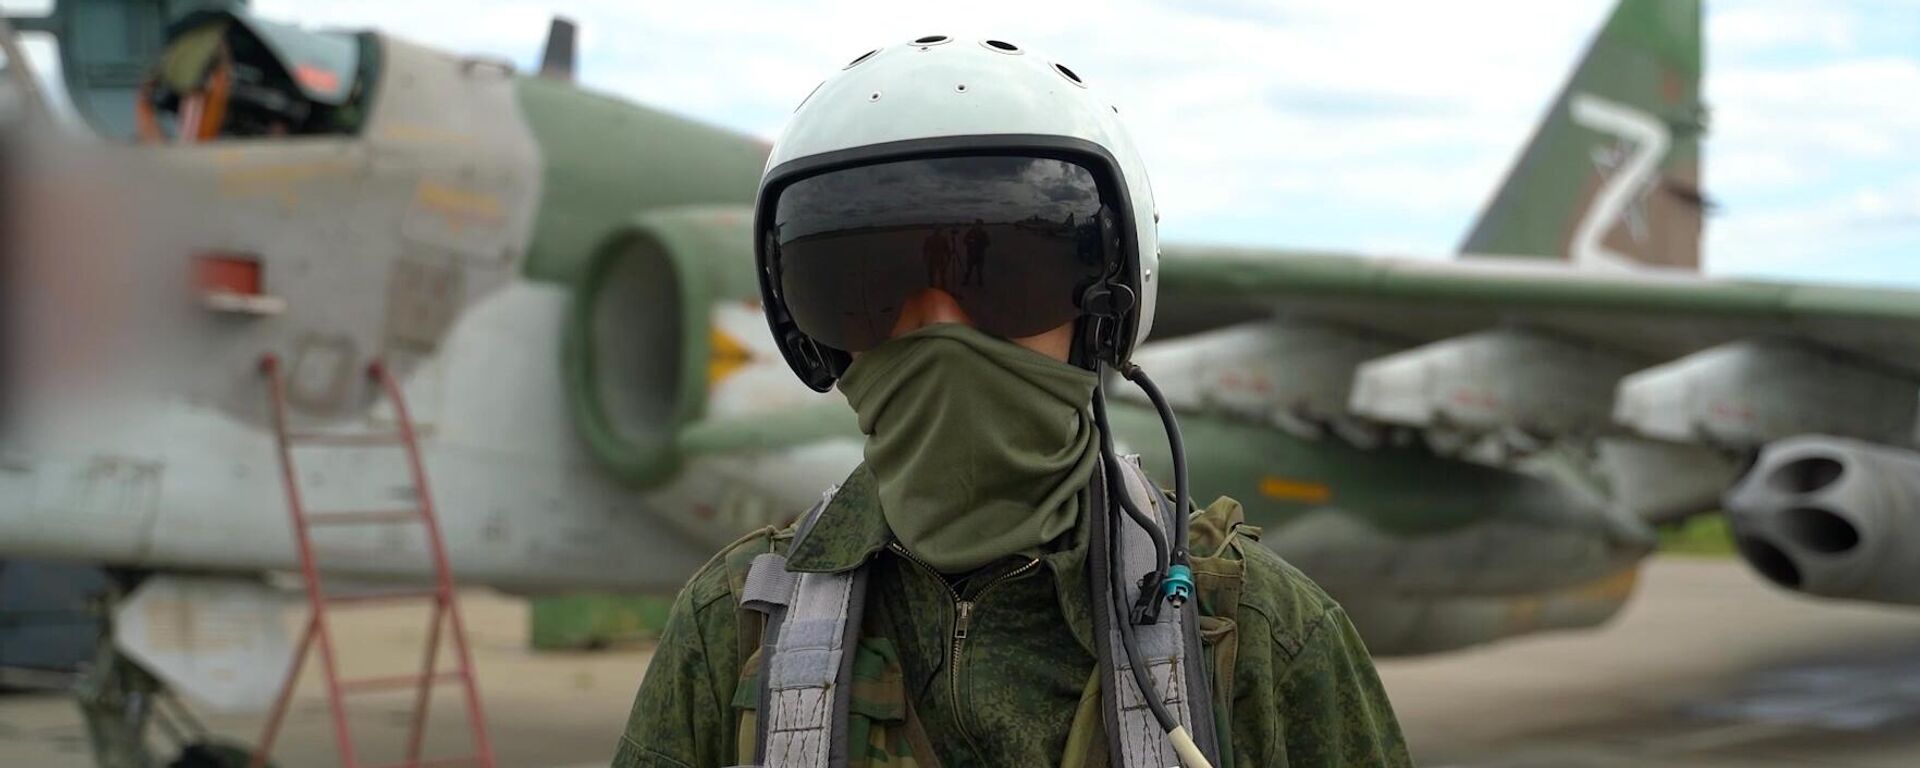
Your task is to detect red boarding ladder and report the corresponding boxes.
[250,355,496,768]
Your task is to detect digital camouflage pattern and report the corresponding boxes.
[613,465,1412,767]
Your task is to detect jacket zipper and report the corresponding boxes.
[888,543,1042,750]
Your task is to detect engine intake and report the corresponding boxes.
[564,206,758,487]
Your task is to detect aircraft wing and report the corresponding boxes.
[1141,244,1920,611]
[1154,245,1920,377]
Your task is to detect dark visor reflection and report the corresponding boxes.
[773,156,1108,352]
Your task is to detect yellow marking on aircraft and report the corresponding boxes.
[1572,565,1642,601]
[216,160,356,186]
[411,181,505,234]
[1504,595,1544,633]
[709,327,753,389]
[1503,566,1640,635]
[379,123,482,146]
[216,159,358,207]
[1258,476,1332,504]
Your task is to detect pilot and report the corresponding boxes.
[615,37,1408,768]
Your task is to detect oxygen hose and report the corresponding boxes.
[1091,380,1215,768]
[1118,363,1196,608]
[1103,486,1212,768]
[1090,387,1170,584]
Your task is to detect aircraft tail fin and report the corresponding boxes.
[1458,0,1706,271]
[539,16,577,82]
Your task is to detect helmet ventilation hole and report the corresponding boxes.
[868,91,882,102]
[955,83,968,93]
[1053,62,1086,87]
[982,39,1022,54]
[913,35,950,45]
[845,49,878,69]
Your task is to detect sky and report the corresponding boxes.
[10,0,1918,288]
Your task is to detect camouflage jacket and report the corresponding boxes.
[613,465,1411,767]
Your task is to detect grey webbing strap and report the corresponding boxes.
[743,553,800,614]
[1124,460,1221,763]
[739,552,800,768]
[1099,457,1219,768]
[739,490,866,768]
[764,568,867,767]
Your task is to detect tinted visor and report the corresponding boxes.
[772,156,1111,352]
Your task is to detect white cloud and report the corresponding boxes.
[1712,0,1857,55]
[1712,57,1920,159]
[250,0,1618,240]
[1709,174,1920,281]
[13,0,1910,287]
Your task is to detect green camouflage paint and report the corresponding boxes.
[513,76,769,284]
[564,206,766,488]
[1459,0,1705,268]
[1103,401,1553,538]
[1158,245,1920,325]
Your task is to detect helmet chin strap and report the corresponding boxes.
[1091,364,1209,768]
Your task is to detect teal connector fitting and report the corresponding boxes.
[1162,564,1195,607]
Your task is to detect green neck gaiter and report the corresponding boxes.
[838,324,1101,574]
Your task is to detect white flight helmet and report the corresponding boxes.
[754,35,1160,391]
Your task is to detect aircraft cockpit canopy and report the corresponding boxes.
[141,11,376,142]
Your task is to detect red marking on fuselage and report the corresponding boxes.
[1709,400,1754,423]
[295,65,341,95]
[1450,388,1500,410]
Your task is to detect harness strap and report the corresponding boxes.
[1095,457,1220,768]
[742,553,800,613]
[737,493,867,768]
[738,464,1223,768]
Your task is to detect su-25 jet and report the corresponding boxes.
[5,0,1920,763]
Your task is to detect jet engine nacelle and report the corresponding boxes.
[1723,436,1920,605]
[564,205,765,488]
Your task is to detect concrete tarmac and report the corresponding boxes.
[4,556,1920,767]
[1379,558,1920,767]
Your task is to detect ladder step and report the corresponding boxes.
[288,431,405,446]
[339,671,465,695]
[259,356,497,767]
[305,509,422,526]
[367,755,483,768]
[324,589,442,607]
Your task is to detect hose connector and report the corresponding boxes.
[1162,563,1195,609]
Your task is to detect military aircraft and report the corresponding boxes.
[4,0,1919,763]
